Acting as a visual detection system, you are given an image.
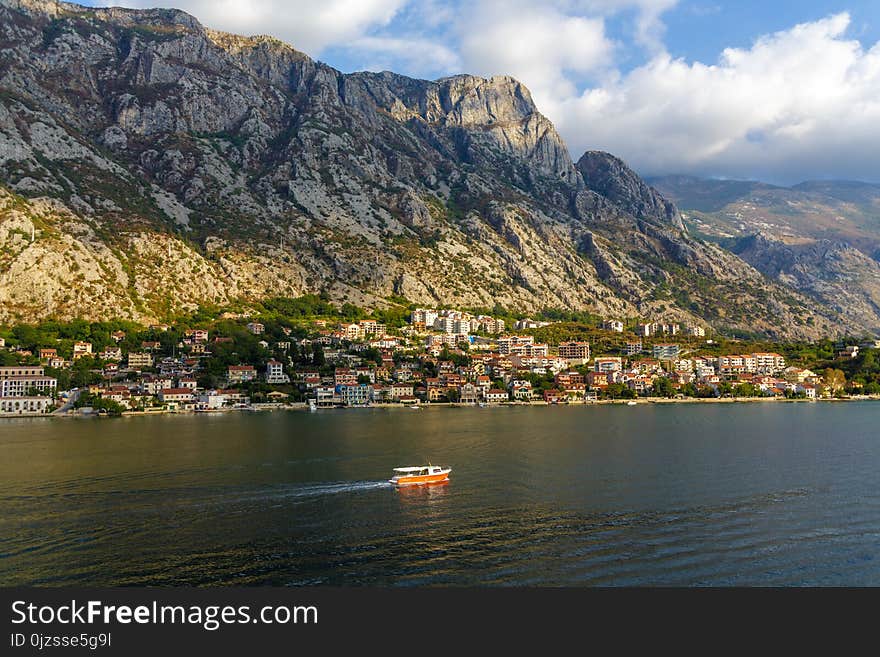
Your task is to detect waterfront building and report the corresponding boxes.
[338,383,372,406]
[227,365,257,384]
[0,366,57,397]
[0,397,54,414]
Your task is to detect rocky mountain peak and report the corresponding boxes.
[576,151,684,230]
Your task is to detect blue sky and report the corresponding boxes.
[85,1,880,184]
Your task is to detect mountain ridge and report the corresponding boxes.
[0,0,864,338]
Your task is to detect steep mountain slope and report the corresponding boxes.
[0,0,853,337]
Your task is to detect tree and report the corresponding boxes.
[823,368,847,396]
[733,383,759,398]
[651,377,675,398]
[311,343,325,367]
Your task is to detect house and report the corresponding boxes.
[543,389,565,404]
[316,386,338,407]
[625,341,643,356]
[72,341,92,360]
[673,359,694,373]
[102,385,132,407]
[111,331,126,343]
[510,380,533,401]
[159,388,195,406]
[196,390,230,409]
[513,318,548,330]
[265,360,290,384]
[185,329,209,343]
[139,375,174,396]
[227,365,257,384]
[626,375,652,394]
[340,323,362,341]
[127,352,153,369]
[484,389,509,404]
[334,368,358,386]
[838,345,860,359]
[602,319,624,333]
[246,322,265,335]
[784,367,818,384]
[631,359,662,374]
[497,335,534,355]
[100,346,123,361]
[797,383,817,399]
[390,383,414,401]
[39,348,58,361]
[587,371,611,388]
[563,383,587,401]
[359,320,386,335]
[177,377,198,390]
[459,383,480,404]
[354,366,376,383]
[594,357,623,373]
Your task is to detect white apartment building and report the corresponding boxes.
[265,360,290,384]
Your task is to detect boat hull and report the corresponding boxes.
[389,471,450,486]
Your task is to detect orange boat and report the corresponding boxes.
[389,465,451,486]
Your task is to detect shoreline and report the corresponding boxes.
[3,394,879,419]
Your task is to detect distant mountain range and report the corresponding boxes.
[0,0,876,338]
[648,176,880,334]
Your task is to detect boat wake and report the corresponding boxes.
[275,480,392,500]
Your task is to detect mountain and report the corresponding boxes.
[649,175,880,333]
[0,0,857,338]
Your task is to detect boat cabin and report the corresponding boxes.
[394,466,446,477]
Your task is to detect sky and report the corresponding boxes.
[84,1,880,185]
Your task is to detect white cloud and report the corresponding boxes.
[458,4,615,106]
[101,0,407,55]
[553,13,880,183]
[347,36,461,78]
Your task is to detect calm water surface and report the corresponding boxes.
[1,403,879,586]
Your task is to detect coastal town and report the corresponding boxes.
[0,301,878,417]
